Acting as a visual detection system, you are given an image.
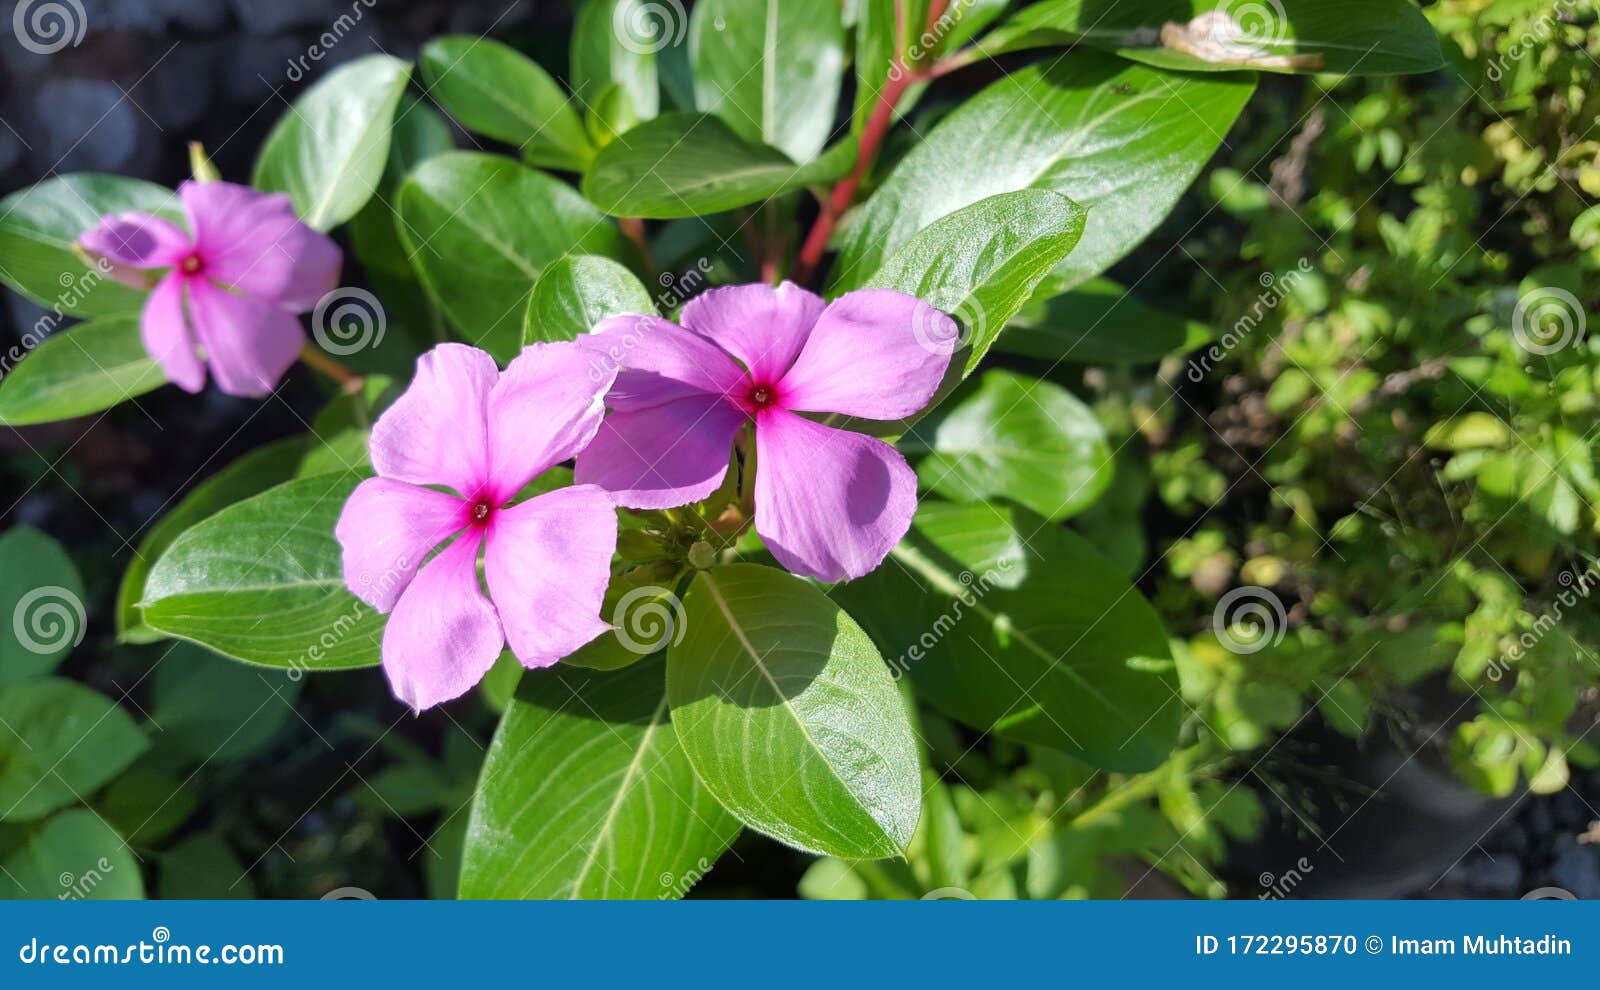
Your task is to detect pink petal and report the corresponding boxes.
[484,486,616,669]
[141,273,205,393]
[79,211,191,270]
[679,281,826,384]
[185,277,305,398]
[483,341,615,502]
[381,531,504,711]
[583,314,746,411]
[335,478,471,612]
[753,409,917,583]
[369,343,497,497]
[777,289,954,420]
[179,180,341,311]
[574,394,746,509]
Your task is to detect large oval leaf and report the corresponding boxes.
[689,0,845,163]
[398,151,629,360]
[984,0,1443,76]
[150,643,304,764]
[0,173,173,316]
[0,316,166,426]
[917,369,1113,521]
[572,0,661,122]
[139,472,383,671]
[667,564,920,859]
[0,679,148,822]
[420,36,592,171]
[0,809,144,899]
[253,54,412,230]
[461,657,740,899]
[582,112,855,219]
[1000,276,1211,365]
[834,503,1181,772]
[0,527,83,687]
[833,55,1254,293]
[524,255,656,345]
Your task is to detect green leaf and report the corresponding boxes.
[0,810,143,899]
[835,503,1181,771]
[0,316,166,426]
[849,0,930,134]
[398,151,629,361]
[0,527,84,686]
[0,173,174,316]
[1000,277,1212,364]
[918,370,1113,521]
[689,0,845,163]
[833,55,1254,293]
[461,656,739,899]
[99,768,196,844]
[253,54,412,230]
[158,832,250,899]
[139,472,384,671]
[525,255,657,345]
[117,438,307,644]
[858,189,1087,379]
[582,112,855,219]
[419,36,592,171]
[667,564,921,859]
[150,643,304,764]
[984,0,1443,76]
[572,0,661,122]
[0,679,148,822]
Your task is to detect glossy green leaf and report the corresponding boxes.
[572,0,661,122]
[689,0,845,163]
[253,54,412,230]
[582,112,855,218]
[918,370,1113,521]
[983,0,1443,76]
[834,55,1254,293]
[150,643,304,764]
[834,503,1181,771]
[158,833,250,899]
[858,189,1086,379]
[0,173,173,316]
[850,0,930,134]
[0,810,143,899]
[117,438,307,644]
[461,656,739,899]
[398,151,629,361]
[0,316,166,426]
[139,472,384,671]
[525,255,656,344]
[99,768,197,844]
[0,679,148,822]
[1000,276,1212,364]
[420,36,592,171]
[0,527,84,686]
[667,564,921,859]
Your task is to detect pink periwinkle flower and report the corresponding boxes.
[575,281,956,583]
[335,342,620,711]
[78,180,340,398]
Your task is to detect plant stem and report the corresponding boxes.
[299,345,364,394]
[618,216,655,278]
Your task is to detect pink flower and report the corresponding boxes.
[575,282,955,583]
[78,180,340,397]
[335,342,620,711]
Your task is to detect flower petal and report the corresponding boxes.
[777,289,954,420]
[381,531,504,711]
[583,314,745,411]
[483,341,616,502]
[336,477,470,613]
[185,277,305,398]
[679,281,826,383]
[180,180,340,311]
[369,343,497,496]
[79,211,190,270]
[141,273,205,393]
[754,409,917,583]
[574,393,746,509]
[484,486,617,669]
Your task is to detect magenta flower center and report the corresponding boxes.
[471,499,493,524]
[179,253,204,275]
[745,382,780,411]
